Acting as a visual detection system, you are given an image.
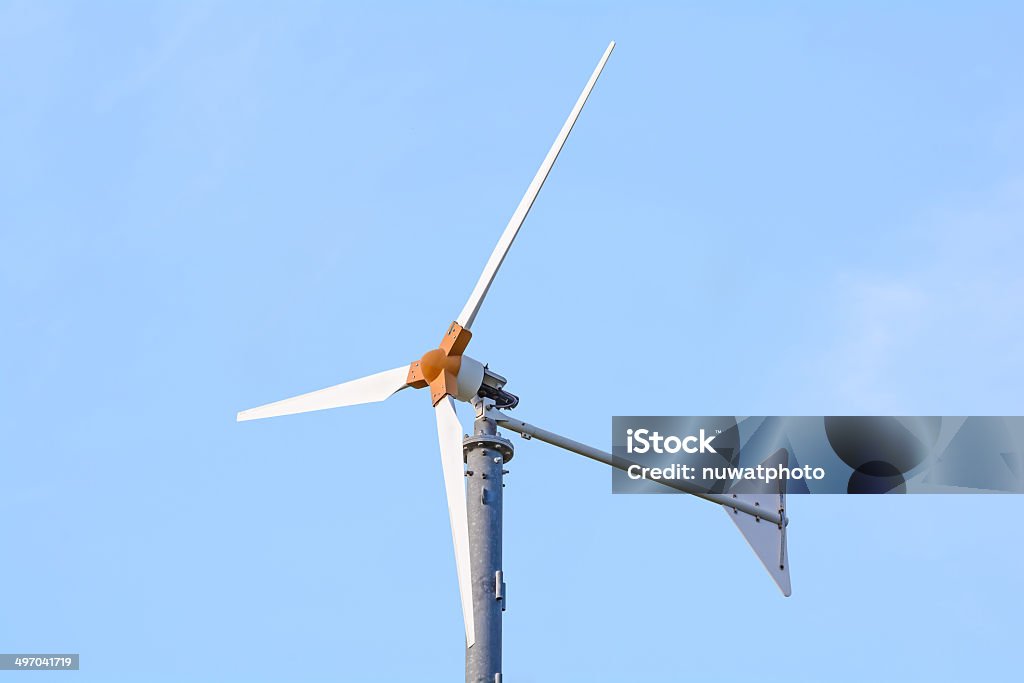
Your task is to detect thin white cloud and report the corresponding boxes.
[815,178,1024,411]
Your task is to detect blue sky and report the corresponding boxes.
[2,2,1022,681]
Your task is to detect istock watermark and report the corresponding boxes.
[612,416,1024,494]
[625,428,719,454]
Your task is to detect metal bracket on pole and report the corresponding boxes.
[495,570,506,612]
[472,395,491,419]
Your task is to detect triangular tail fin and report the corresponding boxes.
[725,448,791,596]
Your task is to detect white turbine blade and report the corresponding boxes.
[456,41,615,330]
[435,396,476,646]
[237,365,409,422]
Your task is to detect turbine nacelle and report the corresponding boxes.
[405,322,518,409]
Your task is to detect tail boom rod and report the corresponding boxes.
[490,409,786,526]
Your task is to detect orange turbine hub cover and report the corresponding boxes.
[406,322,473,405]
[419,348,461,382]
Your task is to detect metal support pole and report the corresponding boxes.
[464,400,513,683]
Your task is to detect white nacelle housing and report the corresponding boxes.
[455,355,485,402]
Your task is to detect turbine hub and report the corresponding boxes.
[419,348,462,383]
[407,322,479,405]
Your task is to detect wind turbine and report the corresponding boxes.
[238,41,790,683]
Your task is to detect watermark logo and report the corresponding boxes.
[626,428,717,454]
[613,416,1024,494]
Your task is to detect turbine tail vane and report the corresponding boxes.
[724,448,792,596]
